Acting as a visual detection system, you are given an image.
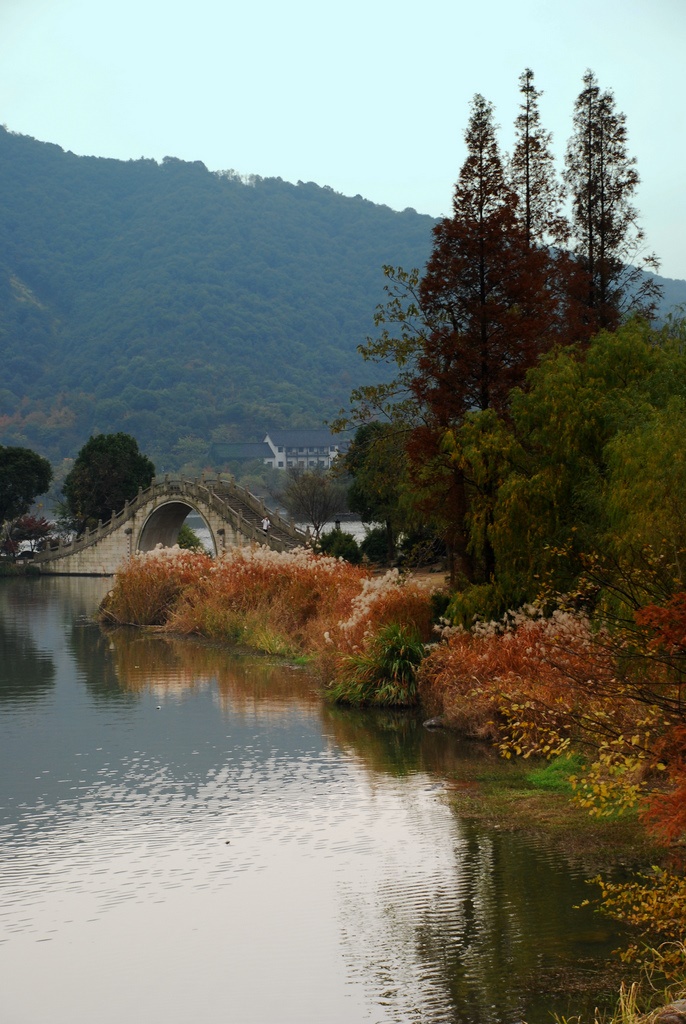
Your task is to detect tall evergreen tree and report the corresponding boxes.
[564,70,660,331]
[510,68,567,248]
[407,95,560,581]
[414,93,558,422]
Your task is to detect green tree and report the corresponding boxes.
[485,319,686,607]
[63,433,155,532]
[177,522,205,551]
[0,445,52,554]
[605,397,686,560]
[345,422,412,564]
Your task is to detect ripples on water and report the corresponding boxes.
[0,578,624,1024]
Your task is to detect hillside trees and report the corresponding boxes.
[62,433,155,532]
[0,126,435,464]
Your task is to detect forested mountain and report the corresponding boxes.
[1,126,684,471]
[0,127,435,468]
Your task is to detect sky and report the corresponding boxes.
[1,0,685,279]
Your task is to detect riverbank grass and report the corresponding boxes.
[326,623,424,706]
[100,546,434,689]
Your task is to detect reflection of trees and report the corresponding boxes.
[409,823,621,1022]
[321,704,500,778]
[68,622,134,702]
[324,710,623,1022]
[103,630,321,718]
[0,617,55,702]
[0,577,54,616]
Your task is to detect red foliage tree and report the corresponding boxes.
[12,514,53,552]
[414,94,560,421]
[407,94,562,580]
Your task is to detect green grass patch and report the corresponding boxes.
[527,752,587,793]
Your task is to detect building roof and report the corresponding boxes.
[264,429,340,449]
[211,442,272,461]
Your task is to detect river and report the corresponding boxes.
[0,576,632,1024]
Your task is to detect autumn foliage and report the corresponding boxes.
[100,545,433,681]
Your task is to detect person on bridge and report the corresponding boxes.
[261,516,271,533]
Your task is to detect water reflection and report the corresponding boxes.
[0,616,55,703]
[0,579,629,1024]
[103,628,321,716]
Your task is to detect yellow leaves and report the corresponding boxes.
[593,868,686,978]
[570,740,649,817]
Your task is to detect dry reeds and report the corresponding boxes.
[100,545,434,680]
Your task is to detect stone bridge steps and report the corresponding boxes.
[210,484,300,547]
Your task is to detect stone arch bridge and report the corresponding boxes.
[34,476,309,576]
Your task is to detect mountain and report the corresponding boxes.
[0,127,434,468]
[1,127,684,471]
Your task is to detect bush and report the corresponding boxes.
[445,582,507,628]
[360,526,388,564]
[327,623,425,706]
[319,527,361,563]
[177,523,205,551]
[396,530,445,569]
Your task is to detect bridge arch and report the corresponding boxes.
[137,500,218,556]
[34,476,309,575]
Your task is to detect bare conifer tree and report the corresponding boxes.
[564,69,660,330]
[510,68,568,248]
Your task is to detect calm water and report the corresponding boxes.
[0,577,629,1024]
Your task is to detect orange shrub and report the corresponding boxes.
[419,609,620,752]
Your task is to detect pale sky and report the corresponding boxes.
[1,0,685,279]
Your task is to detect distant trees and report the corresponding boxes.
[0,445,53,524]
[62,433,155,533]
[0,445,53,555]
[345,422,411,564]
[11,514,53,552]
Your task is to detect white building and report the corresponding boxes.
[263,429,342,470]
